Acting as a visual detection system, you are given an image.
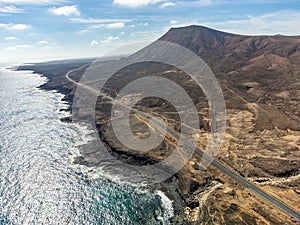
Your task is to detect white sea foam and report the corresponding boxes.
[156,190,175,225]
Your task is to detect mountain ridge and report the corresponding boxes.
[160,25,300,122]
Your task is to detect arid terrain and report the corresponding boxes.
[18,26,300,224]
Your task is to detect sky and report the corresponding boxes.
[0,0,300,63]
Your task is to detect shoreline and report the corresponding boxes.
[15,64,187,224]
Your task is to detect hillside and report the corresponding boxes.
[97,26,300,224]
[160,26,300,124]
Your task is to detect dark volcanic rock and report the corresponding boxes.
[250,156,300,177]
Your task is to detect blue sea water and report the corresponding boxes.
[0,67,173,225]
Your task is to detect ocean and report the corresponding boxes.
[0,67,173,225]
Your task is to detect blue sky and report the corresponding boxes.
[0,0,300,63]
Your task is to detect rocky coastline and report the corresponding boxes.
[16,61,191,224]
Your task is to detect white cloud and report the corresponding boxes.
[9,24,29,30]
[120,31,125,35]
[172,0,212,8]
[70,18,132,23]
[160,1,175,8]
[106,22,125,29]
[5,36,16,40]
[130,30,162,39]
[16,44,33,48]
[0,5,23,13]
[37,40,49,45]
[113,0,163,8]
[0,0,66,5]
[90,40,99,46]
[138,22,149,26]
[195,0,212,6]
[76,29,90,34]
[89,22,125,29]
[4,46,17,51]
[0,24,7,28]
[100,36,120,44]
[169,20,177,24]
[205,10,300,35]
[49,5,80,16]
[5,44,33,51]
[0,23,30,30]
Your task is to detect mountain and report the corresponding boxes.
[160,25,300,73]
[160,25,300,128]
